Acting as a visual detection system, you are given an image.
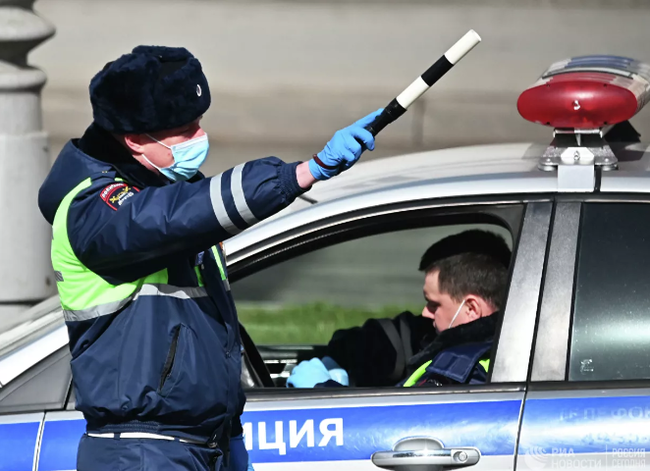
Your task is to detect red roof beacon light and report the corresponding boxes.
[518,56,650,180]
[518,56,650,129]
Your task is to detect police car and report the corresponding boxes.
[3,55,650,471]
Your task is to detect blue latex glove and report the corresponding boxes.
[321,356,349,386]
[228,434,254,471]
[286,358,332,388]
[309,108,383,180]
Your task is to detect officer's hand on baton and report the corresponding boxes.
[299,29,481,186]
[307,109,383,181]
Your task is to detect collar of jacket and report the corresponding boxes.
[78,123,204,189]
[406,313,500,376]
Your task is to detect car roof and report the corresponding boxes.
[300,142,544,203]
[225,140,650,258]
[298,140,650,203]
[226,143,548,253]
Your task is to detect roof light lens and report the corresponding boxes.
[517,56,650,129]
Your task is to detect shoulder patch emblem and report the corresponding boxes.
[100,183,140,210]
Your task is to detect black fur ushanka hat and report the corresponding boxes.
[89,45,211,134]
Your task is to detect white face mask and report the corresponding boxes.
[447,298,467,329]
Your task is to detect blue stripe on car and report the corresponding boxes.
[242,400,521,463]
[0,421,40,471]
[30,395,650,467]
[520,395,650,455]
[38,420,86,471]
[33,400,521,468]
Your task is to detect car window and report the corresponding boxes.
[232,223,512,346]
[570,203,650,381]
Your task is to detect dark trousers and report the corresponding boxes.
[77,435,224,471]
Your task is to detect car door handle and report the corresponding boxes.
[371,437,480,470]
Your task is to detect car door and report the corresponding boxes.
[520,199,650,470]
[230,199,552,470]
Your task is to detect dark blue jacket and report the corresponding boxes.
[400,340,492,387]
[38,124,305,445]
[326,312,497,388]
[399,315,497,387]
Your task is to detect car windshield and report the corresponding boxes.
[0,296,63,359]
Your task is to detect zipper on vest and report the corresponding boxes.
[159,326,181,392]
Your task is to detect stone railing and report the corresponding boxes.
[0,0,55,326]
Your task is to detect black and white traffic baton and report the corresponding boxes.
[361,29,481,145]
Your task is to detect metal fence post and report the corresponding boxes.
[0,0,55,329]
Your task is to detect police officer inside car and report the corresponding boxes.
[287,230,510,389]
[38,45,381,471]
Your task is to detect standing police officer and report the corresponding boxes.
[37,45,381,471]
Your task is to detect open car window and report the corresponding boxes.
[230,206,517,389]
[232,224,512,347]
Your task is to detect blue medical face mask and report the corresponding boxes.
[144,133,209,182]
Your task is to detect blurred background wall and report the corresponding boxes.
[32,0,650,177]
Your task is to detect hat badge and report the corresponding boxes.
[196,84,202,97]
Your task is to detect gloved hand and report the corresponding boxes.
[286,358,332,388]
[309,108,383,180]
[321,356,349,386]
[228,434,255,471]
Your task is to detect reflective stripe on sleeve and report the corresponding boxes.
[231,164,259,227]
[210,174,240,236]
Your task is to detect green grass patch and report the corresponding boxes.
[236,302,421,345]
